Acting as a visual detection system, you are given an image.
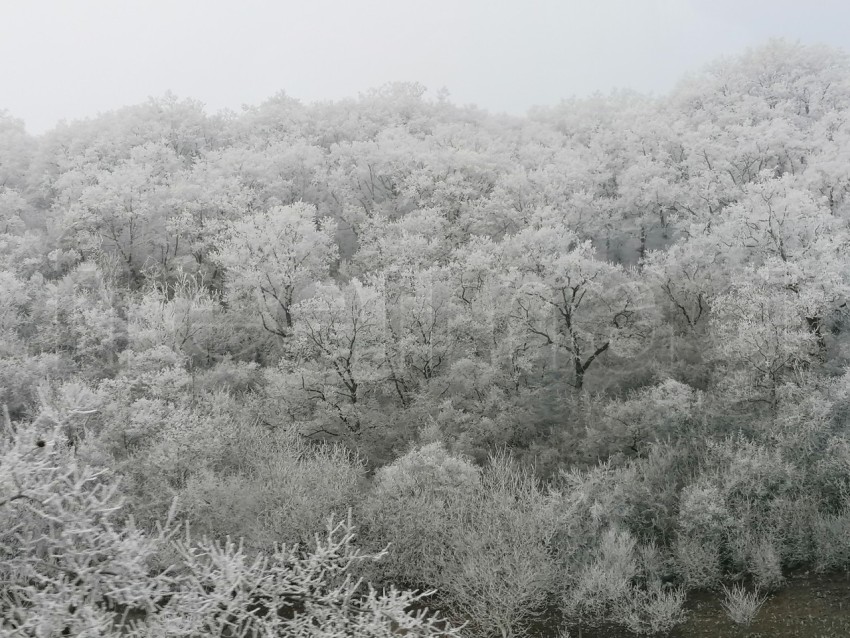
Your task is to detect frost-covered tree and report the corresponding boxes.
[214,202,338,339]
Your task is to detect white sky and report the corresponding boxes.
[2,0,850,134]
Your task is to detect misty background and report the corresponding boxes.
[3,0,850,134]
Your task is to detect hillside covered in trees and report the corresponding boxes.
[3,40,850,636]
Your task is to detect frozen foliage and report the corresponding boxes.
[0,419,460,637]
[720,583,768,626]
[4,39,850,636]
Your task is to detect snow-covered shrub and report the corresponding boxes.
[0,413,459,637]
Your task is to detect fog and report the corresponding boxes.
[3,0,849,133]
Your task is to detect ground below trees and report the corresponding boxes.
[529,571,850,638]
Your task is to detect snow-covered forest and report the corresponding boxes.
[3,40,850,636]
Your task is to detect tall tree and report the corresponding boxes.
[214,203,338,339]
[501,221,653,391]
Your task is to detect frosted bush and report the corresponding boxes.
[812,509,850,572]
[749,536,785,591]
[179,428,365,549]
[374,441,481,498]
[434,453,559,638]
[635,541,672,587]
[618,582,687,635]
[677,482,732,542]
[673,535,722,589]
[366,449,558,638]
[0,415,460,637]
[720,583,767,626]
[562,527,638,627]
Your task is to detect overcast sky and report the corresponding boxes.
[2,0,850,134]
